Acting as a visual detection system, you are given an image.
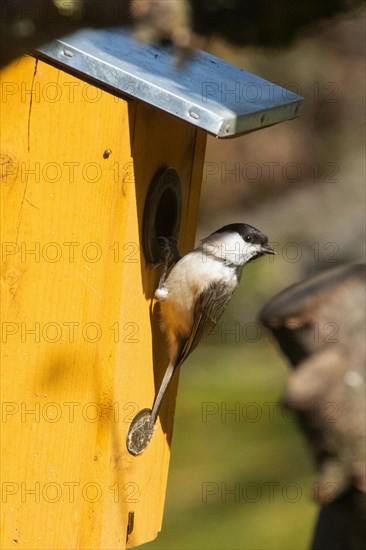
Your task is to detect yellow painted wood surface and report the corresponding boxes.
[1,56,206,549]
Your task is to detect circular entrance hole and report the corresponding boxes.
[143,168,182,266]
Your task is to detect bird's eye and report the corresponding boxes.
[244,235,253,243]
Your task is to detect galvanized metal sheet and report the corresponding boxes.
[35,28,303,138]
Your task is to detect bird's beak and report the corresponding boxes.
[261,244,276,255]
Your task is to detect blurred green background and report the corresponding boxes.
[143,8,365,550]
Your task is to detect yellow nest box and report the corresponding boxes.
[1,29,302,549]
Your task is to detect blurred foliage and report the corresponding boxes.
[199,13,365,285]
[143,9,365,550]
[2,0,365,67]
[190,0,364,47]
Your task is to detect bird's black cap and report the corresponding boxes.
[215,223,275,254]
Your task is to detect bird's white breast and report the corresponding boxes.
[159,251,238,339]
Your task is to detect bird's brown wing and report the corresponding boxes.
[176,280,235,368]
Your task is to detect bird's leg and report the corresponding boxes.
[155,237,181,301]
[157,236,181,289]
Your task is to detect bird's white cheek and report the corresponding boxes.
[241,243,261,262]
[241,243,253,261]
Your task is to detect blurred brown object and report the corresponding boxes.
[310,488,366,550]
[1,0,365,67]
[260,264,366,550]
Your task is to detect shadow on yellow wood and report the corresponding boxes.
[1,56,206,550]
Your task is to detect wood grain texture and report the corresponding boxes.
[1,56,206,549]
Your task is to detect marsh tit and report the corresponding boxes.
[150,222,275,424]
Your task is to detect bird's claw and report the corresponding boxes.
[156,236,181,288]
[157,236,181,265]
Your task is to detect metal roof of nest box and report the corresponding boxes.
[35,28,303,138]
